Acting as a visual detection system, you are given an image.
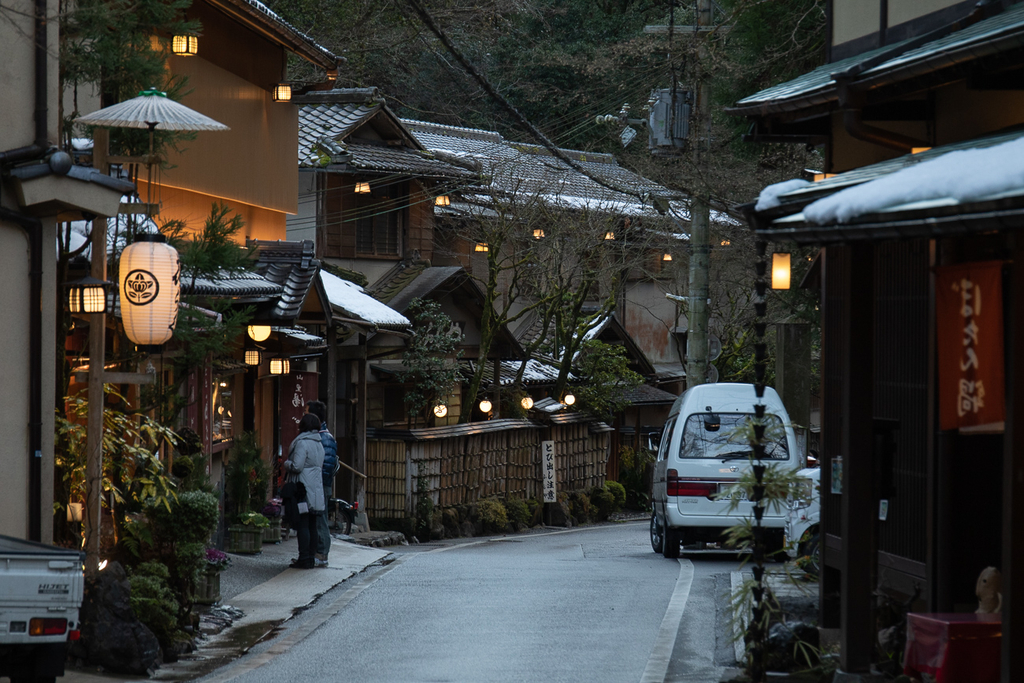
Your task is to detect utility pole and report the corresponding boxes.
[685,0,713,390]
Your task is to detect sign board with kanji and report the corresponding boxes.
[936,261,1005,431]
[542,440,557,503]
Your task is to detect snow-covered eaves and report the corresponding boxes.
[320,271,409,330]
[277,326,326,349]
[183,270,282,298]
[747,127,1024,244]
[465,358,567,386]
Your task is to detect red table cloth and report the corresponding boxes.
[904,612,1001,683]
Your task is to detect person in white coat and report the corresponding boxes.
[284,413,326,568]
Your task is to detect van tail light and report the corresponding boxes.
[68,629,81,641]
[666,470,718,498]
[29,618,67,636]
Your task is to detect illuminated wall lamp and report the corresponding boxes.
[662,253,673,262]
[474,243,489,252]
[479,398,493,413]
[433,404,448,418]
[244,348,262,366]
[272,83,292,102]
[269,357,290,375]
[435,195,451,206]
[354,181,371,194]
[533,229,545,239]
[67,276,114,314]
[248,325,271,342]
[171,35,198,56]
[520,396,534,410]
[771,252,792,290]
[563,393,576,406]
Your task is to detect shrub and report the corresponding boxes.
[605,481,626,511]
[505,498,530,528]
[590,486,615,521]
[225,431,268,518]
[477,498,508,533]
[568,490,592,523]
[148,490,219,545]
[129,561,181,654]
[415,478,434,538]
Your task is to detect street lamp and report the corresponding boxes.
[269,357,290,375]
[247,325,271,342]
[479,398,492,413]
[67,275,114,314]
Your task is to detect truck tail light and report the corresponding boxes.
[666,470,717,498]
[29,618,67,636]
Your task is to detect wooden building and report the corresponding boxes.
[728,0,1024,678]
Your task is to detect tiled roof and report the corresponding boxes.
[617,383,679,406]
[383,266,466,313]
[463,358,566,386]
[320,271,409,329]
[730,2,1024,115]
[366,261,430,306]
[248,239,320,322]
[183,270,283,298]
[298,101,380,166]
[209,0,337,68]
[403,119,685,217]
[344,143,479,179]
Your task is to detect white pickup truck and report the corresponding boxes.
[0,535,84,683]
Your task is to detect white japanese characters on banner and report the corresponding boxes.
[542,440,557,503]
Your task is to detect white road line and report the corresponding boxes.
[640,558,695,683]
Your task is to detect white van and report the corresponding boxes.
[650,383,800,558]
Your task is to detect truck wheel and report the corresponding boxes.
[650,513,665,553]
[662,527,681,558]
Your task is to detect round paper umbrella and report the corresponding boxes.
[75,89,229,210]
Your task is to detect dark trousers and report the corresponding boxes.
[296,512,318,566]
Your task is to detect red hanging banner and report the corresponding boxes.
[936,261,1005,431]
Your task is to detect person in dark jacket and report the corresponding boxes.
[306,400,339,567]
[284,413,325,569]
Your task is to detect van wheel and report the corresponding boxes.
[650,513,665,553]
[662,527,681,559]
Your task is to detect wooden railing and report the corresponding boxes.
[365,419,611,519]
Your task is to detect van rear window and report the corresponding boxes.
[678,413,789,460]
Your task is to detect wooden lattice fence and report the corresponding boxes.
[364,421,610,519]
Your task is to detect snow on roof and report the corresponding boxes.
[320,270,409,328]
[803,136,1024,224]
[756,179,813,212]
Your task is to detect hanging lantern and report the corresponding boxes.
[520,396,534,410]
[269,357,290,375]
[433,404,448,418]
[171,35,198,56]
[479,398,492,413]
[244,348,262,366]
[771,253,792,290]
[272,83,292,102]
[247,325,271,342]
[563,393,576,406]
[120,234,180,346]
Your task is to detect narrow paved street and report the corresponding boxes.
[200,522,745,683]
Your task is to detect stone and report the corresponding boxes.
[69,561,161,675]
[545,501,572,527]
[765,620,819,671]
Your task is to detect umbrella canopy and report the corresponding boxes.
[75,89,229,131]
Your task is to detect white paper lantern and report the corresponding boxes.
[120,234,180,346]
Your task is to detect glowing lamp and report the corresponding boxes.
[479,399,492,413]
[435,195,450,206]
[355,182,371,194]
[269,358,290,375]
[604,232,615,240]
[272,83,292,102]
[119,234,180,346]
[662,253,672,261]
[533,229,545,239]
[474,243,489,252]
[244,348,262,366]
[771,253,792,290]
[171,35,198,56]
[67,276,113,314]
[520,396,534,410]
[563,393,576,406]
[247,325,271,342]
[433,404,448,418]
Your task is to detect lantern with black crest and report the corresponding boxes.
[120,234,181,346]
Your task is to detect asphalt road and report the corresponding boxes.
[200,522,743,683]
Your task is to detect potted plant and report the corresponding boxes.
[195,548,231,605]
[261,500,284,543]
[226,511,268,554]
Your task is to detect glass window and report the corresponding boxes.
[678,412,788,460]
[657,418,676,461]
[212,376,234,443]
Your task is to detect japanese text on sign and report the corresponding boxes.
[542,440,557,503]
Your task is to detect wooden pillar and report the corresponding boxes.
[327,325,337,434]
[839,242,875,673]
[356,334,368,509]
[1003,242,1024,682]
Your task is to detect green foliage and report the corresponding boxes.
[505,498,530,528]
[567,490,592,523]
[147,490,219,545]
[589,485,615,520]
[415,478,435,538]
[129,561,181,652]
[477,498,508,533]
[605,480,626,511]
[399,299,464,421]
[224,432,268,520]
[236,512,270,528]
[574,340,645,419]
[164,203,255,291]
[618,446,654,510]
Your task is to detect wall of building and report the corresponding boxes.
[137,181,287,241]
